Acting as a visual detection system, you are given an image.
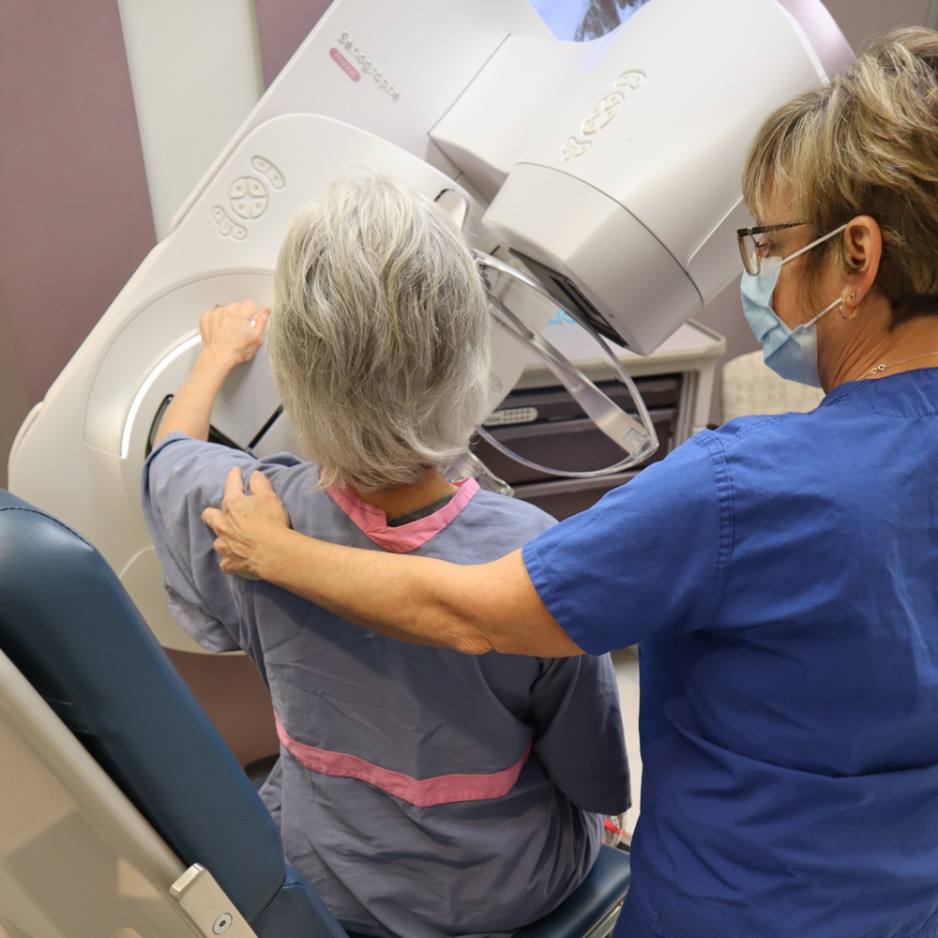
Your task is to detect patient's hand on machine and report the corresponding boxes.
[152,300,271,447]
[202,468,292,580]
[199,300,269,370]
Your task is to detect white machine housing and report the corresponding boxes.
[9,0,851,651]
[433,0,851,352]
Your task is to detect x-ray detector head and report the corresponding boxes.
[432,0,851,353]
[8,0,850,652]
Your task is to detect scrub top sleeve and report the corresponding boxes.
[141,433,255,652]
[529,654,631,815]
[522,433,731,655]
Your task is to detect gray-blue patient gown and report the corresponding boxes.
[142,433,630,938]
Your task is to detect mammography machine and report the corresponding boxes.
[8,0,851,651]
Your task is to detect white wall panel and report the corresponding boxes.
[117,0,265,237]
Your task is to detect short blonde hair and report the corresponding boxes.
[268,174,491,492]
[742,27,938,325]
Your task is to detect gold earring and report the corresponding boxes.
[839,292,860,320]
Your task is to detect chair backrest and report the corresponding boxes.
[0,488,346,938]
[721,350,825,422]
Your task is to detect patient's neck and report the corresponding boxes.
[351,468,456,521]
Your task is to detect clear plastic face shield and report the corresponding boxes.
[431,188,659,483]
[472,250,659,480]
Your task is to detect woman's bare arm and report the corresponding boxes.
[201,468,583,658]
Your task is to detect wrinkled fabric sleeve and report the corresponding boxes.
[530,654,631,815]
[140,432,298,653]
[523,433,731,656]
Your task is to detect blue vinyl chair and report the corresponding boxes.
[0,488,630,938]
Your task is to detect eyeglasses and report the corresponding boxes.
[736,221,805,276]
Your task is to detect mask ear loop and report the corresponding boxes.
[839,290,861,320]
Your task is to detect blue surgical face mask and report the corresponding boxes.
[740,223,848,388]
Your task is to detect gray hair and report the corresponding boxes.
[741,27,938,326]
[268,174,491,492]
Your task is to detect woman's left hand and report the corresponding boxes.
[202,468,292,580]
[199,300,271,369]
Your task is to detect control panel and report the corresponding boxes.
[211,154,286,242]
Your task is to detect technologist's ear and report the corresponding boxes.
[840,215,882,310]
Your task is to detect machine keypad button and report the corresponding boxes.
[229,176,269,219]
[211,205,247,240]
[250,155,285,189]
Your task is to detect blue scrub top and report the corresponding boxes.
[525,369,938,938]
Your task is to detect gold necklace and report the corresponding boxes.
[865,350,938,377]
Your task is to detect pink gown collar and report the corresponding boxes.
[326,478,480,553]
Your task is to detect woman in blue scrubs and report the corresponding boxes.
[202,28,938,938]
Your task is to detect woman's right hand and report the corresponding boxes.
[152,301,271,447]
[202,468,291,579]
[199,300,271,371]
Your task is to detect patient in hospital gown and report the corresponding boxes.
[141,174,629,938]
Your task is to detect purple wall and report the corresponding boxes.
[256,0,334,87]
[0,1,155,406]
